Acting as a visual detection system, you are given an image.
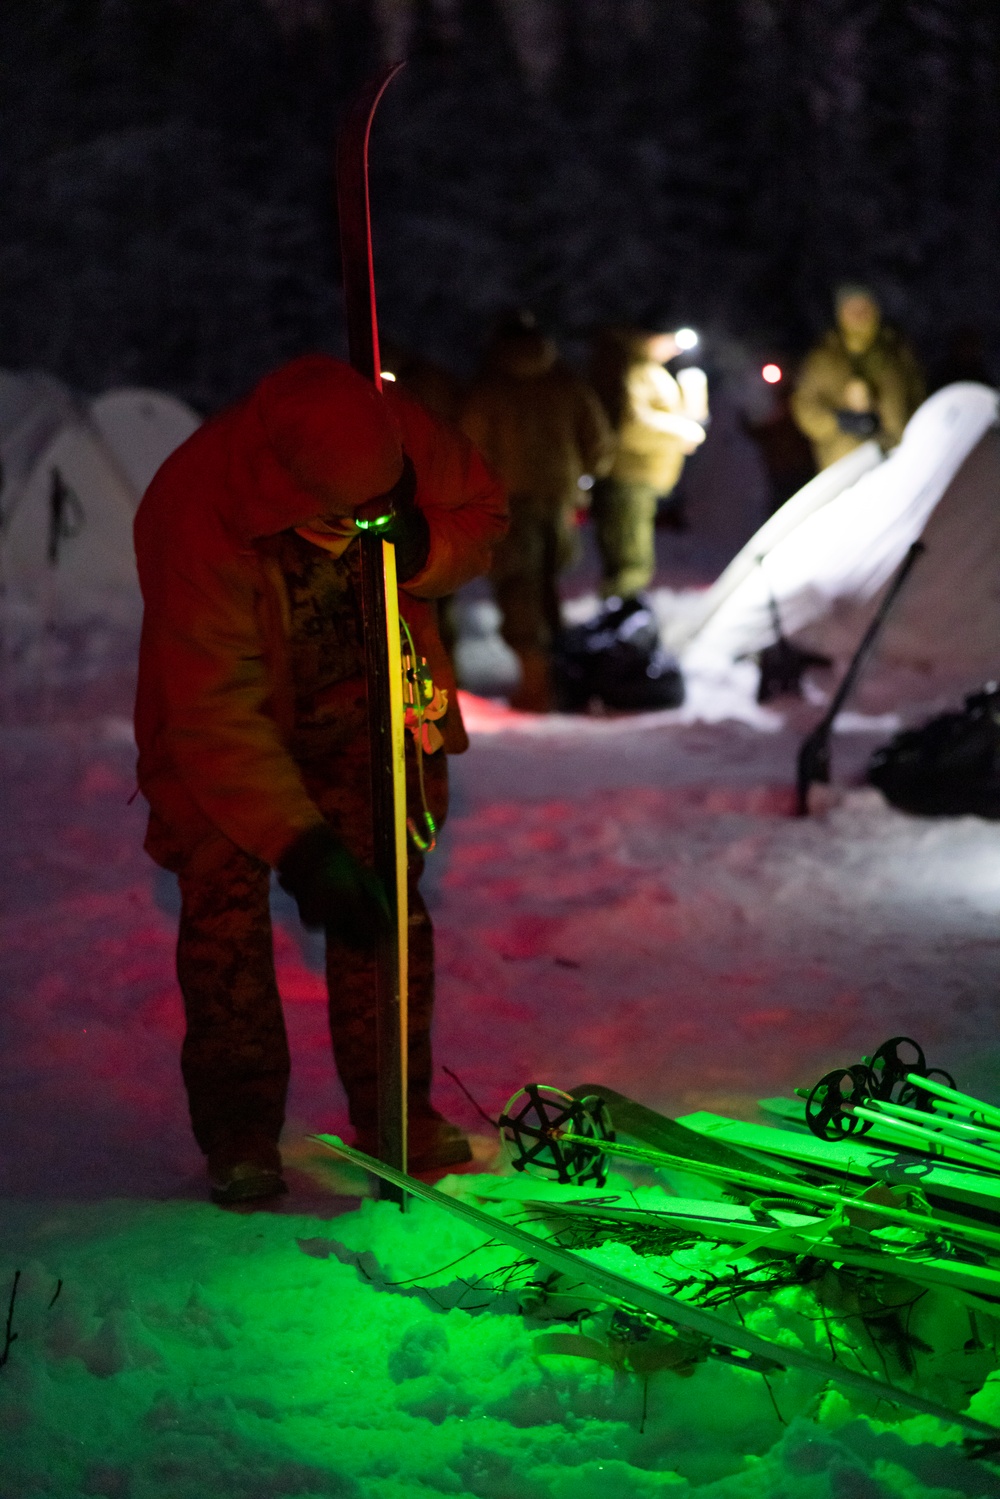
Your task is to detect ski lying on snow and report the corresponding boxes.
[568,1083,802,1178]
[677,1110,1000,1221]
[574,1083,1000,1223]
[311,1133,1000,1438]
[515,1194,1000,1310]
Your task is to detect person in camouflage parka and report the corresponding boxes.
[460,315,614,710]
[134,355,507,1202]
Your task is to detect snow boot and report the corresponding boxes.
[354,1109,472,1174]
[208,1137,287,1205]
[510,649,554,713]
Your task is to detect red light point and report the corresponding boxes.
[762,363,782,384]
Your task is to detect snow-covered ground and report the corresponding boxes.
[3,586,1000,1496]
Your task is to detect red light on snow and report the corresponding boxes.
[762,363,782,384]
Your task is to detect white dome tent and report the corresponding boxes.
[678,383,1000,700]
[0,370,200,697]
[0,371,81,503]
[89,387,201,499]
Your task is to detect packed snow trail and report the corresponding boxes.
[2,688,999,1200]
[5,682,1000,1497]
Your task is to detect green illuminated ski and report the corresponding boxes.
[312,1133,1000,1440]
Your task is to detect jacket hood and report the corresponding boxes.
[226,354,403,541]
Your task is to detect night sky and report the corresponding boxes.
[1,0,998,408]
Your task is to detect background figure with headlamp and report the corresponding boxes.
[588,326,708,606]
[460,311,614,712]
[133,355,507,1204]
[791,284,925,471]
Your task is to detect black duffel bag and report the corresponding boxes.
[868,682,1000,817]
[554,595,685,712]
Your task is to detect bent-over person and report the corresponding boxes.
[134,355,507,1202]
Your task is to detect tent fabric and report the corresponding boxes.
[668,439,884,650]
[2,422,139,616]
[682,383,1000,682]
[0,370,201,625]
[0,370,80,524]
[89,388,201,500]
[799,425,1000,683]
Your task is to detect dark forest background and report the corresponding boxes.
[1,0,998,411]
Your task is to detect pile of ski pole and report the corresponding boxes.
[835,1071,1000,1172]
[799,1033,1000,1174]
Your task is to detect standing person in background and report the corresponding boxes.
[460,312,614,711]
[379,340,466,660]
[588,328,707,604]
[378,340,464,426]
[791,285,925,470]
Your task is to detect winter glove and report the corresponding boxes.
[835,409,879,438]
[276,824,391,949]
[354,452,430,582]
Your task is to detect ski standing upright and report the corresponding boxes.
[336,63,409,1203]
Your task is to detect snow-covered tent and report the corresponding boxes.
[679,383,1000,689]
[0,371,200,623]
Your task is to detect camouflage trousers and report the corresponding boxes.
[490,497,575,654]
[174,737,448,1156]
[591,478,661,599]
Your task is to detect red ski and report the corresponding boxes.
[336,63,409,1203]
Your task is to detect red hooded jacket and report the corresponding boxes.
[134,358,507,870]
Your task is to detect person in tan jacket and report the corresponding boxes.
[460,313,614,710]
[588,328,707,600]
[791,286,926,470]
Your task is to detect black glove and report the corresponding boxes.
[835,409,879,438]
[276,825,391,949]
[355,453,430,582]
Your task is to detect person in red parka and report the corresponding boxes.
[134,355,507,1203]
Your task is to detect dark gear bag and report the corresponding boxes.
[868,683,1000,817]
[554,595,685,712]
